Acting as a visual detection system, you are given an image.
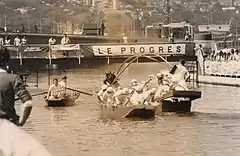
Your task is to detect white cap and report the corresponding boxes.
[122,88,129,94]
[135,85,143,92]
[156,73,164,78]
[101,85,108,90]
[131,79,138,84]
[150,88,157,94]
[107,87,114,93]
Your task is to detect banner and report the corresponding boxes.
[92,44,186,56]
[51,44,80,51]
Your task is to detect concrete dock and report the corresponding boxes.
[199,75,240,87]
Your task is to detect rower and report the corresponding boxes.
[97,84,108,104]
[154,72,172,102]
[129,79,138,93]
[171,59,190,91]
[59,76,71,98]
[59,76,67,90]
[102,87,115,107]
[113,88,130,107]
[46,78,64,99]
[140,88,157,105]
[130,85,144,105]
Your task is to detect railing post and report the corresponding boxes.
[49,46,52,65]
[36,70,39,88]
[78,50,81,64]
[19,49,23,66]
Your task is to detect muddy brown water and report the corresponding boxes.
[14,63,240,156]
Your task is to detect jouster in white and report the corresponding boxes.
[130,85,144,105]
[140,88,157,105]
[102,87,115,107]
[97,85,108,103]
[171,60,189,91]
[113,88,130,106]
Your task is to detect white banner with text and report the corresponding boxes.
[92,44,186,56]
[51,44,80,51]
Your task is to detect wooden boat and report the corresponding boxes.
[44,97,76,107]
[155,90,202,114]
[99,104,156,120]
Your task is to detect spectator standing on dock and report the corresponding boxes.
[61,33,70,45]
[4,36,11,46]
[0,46,52,156]
[61,34,70,57]
[14,35,21,46]
[21,35,28,46]
[48,36,56,45]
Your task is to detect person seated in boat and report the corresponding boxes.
[59,76,71,98]
[103,71,120,88]
[47,78,64,100]
[102,87,115,107]
[170,59,190,91]
[113,88,130,107]
[129,85,144,106]
[97,84,108,104]
[140,88,157,105]
[59,76,67,90]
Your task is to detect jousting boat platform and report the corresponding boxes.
[99,105,156,120]
[156,90,202,114]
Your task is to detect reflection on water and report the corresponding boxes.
[14,63,240,156]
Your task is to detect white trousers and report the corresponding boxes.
[0,119,52,156]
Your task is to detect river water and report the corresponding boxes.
[16,63,240,156]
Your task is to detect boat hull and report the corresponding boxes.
[155,100,192,114]
[44,98,76,107]
[99,105,156,120]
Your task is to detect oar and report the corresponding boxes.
[15,91,47,101]
[66,87,93,96]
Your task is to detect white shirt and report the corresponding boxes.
[113,90,129,106]
[0,38,3,45]
[5,39,10,45]
[61,37,70,45]
[172,64,189,82]
[14,37,21,46]
[102,91,114,107]
[48,38,56,45]
[48,84,62,96]
[21,38,27,45]
[59,81,67,88]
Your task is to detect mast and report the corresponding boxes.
[166,0,171,24]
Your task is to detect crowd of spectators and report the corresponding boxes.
[204,49,240,75]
